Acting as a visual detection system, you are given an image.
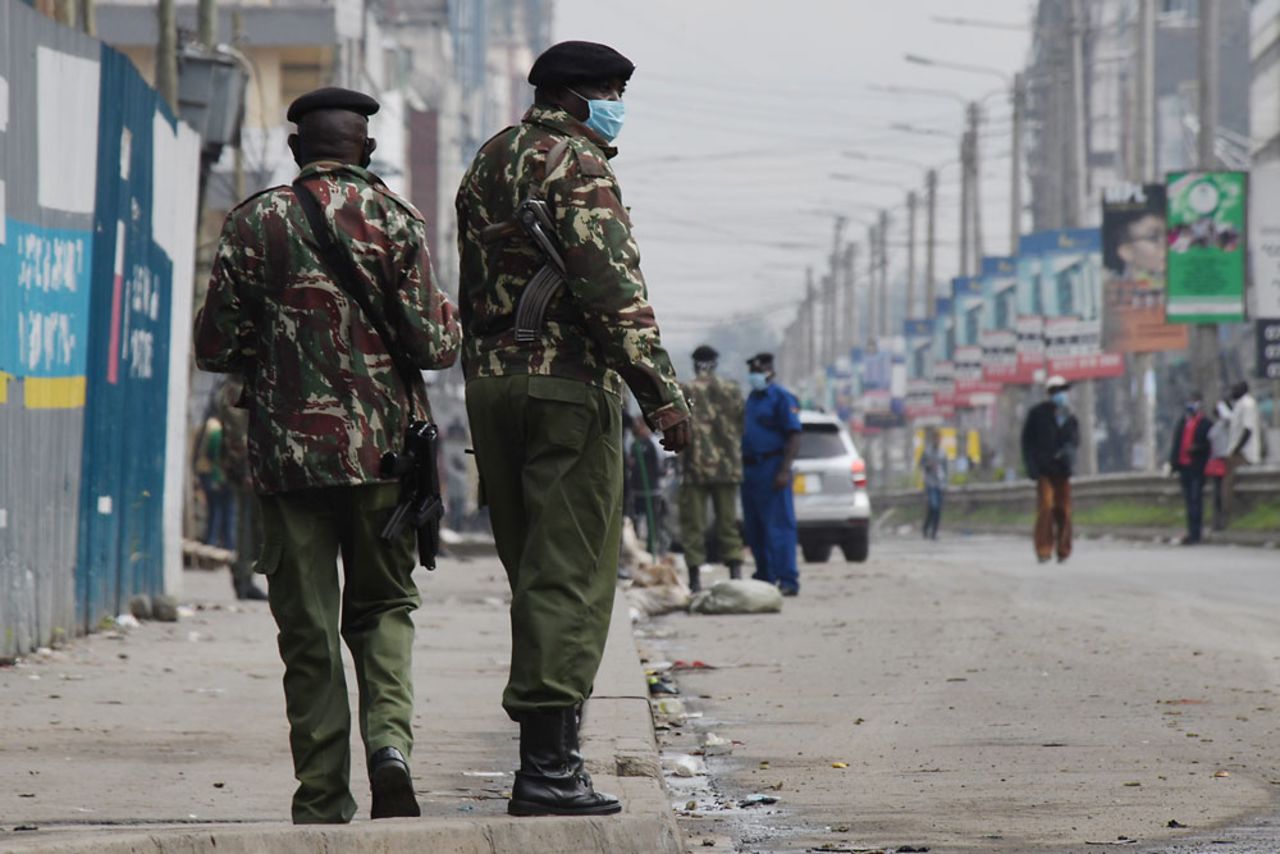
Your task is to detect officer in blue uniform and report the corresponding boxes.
[740,353,803,596]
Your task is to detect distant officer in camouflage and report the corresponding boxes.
[677,345,745,592]
[210,376,267,601]
[456,40,690,817]
[195,86,460,825]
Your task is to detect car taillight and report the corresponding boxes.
[851,458,867,488]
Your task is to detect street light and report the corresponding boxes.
[828,172,905,189]
[905,53,1011,86]
[842,150,933,171]
[931,14,1029,31]
[889,122,952,138]
[902,51,1026,257]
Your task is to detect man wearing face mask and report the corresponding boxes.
[455,41,690,817]
[1169,392,1213,545]
[195,87,461,823]
[740,353,803,595]
[1020,376,1080,563]
[678,345,746,592]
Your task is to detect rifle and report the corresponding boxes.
[512,198,568,344]
[379,420,444,570]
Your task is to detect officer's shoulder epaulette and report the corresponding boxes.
[229,183,290,215]
[370,182,426,223]
[545,135,611,180]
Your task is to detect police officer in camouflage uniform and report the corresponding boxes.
[456,41,691,816]
[195,87,460,824]
[678,345,745,592]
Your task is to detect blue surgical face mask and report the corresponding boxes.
[1051,391,1068,407]
[748,372,769,392]
[568,88,626,142]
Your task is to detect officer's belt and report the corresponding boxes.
[742,450,783,466]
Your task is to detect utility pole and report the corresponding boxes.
[1193,0,1222,408]
[1065,0,1097,475]
[844,244,858,354]
[907,190,918,320]
[866,224,878,347]
[968,101,984,266]
[805,268,817,381]
[1010,73,1025,254]
[828,216,847,367]
[232,10,246,200]
[157,0,180,112]
[1132,0,1158,471]
[959,129,972,277]
[198,0,217,48]
[878,210,890,337]
[926,169,938,316]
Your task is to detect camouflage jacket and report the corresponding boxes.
[455,105,689,430]
[194,162,460,495]
[680,371,745,484]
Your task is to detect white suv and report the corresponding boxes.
[793,411,871,563]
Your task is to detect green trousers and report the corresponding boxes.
[465,374,622,717]
[255,482,419,824]
[677,481,745,569]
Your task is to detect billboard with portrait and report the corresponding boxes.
[1101,183,1188,352]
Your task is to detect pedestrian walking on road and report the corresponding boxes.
[195,86,460,824]
[919,427,947,540]
[741,353,802,595]
[1221,381,1262,527]
[678,345,746,592]
[1170,392,1212,545]
[1020,376,1079,563]
[455,40,691,817]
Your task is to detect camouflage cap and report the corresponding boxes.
[528,41,635,87]
[287,87,380,123]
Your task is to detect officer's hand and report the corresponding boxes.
[661,419,691,453]
[773,467,792,491]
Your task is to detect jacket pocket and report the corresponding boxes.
[527,375,592,451]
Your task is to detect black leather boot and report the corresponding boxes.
[368,746,421,819]
[509,708,621,816]
[688,564,702,593]
[564,703,590,782]
[726,561,742,580]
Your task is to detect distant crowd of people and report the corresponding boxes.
[916,376,1265,561]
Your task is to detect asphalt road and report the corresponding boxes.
[640,532,1280,853]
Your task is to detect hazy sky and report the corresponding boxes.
[552,0,1034,357]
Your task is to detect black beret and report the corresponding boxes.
[747,353,775,370]
[528,41,635,88]
[287,87,380,123]
[692,345,719,362]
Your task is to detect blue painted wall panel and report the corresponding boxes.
[76,47,173,626]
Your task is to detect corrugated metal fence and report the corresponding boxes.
[0,0,201,655]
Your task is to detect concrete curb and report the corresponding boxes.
[880,518,1278,548]
[1,590,683,854]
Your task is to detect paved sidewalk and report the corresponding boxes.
[0,556,680,854]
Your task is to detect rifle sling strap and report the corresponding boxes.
[291,180,420,411]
